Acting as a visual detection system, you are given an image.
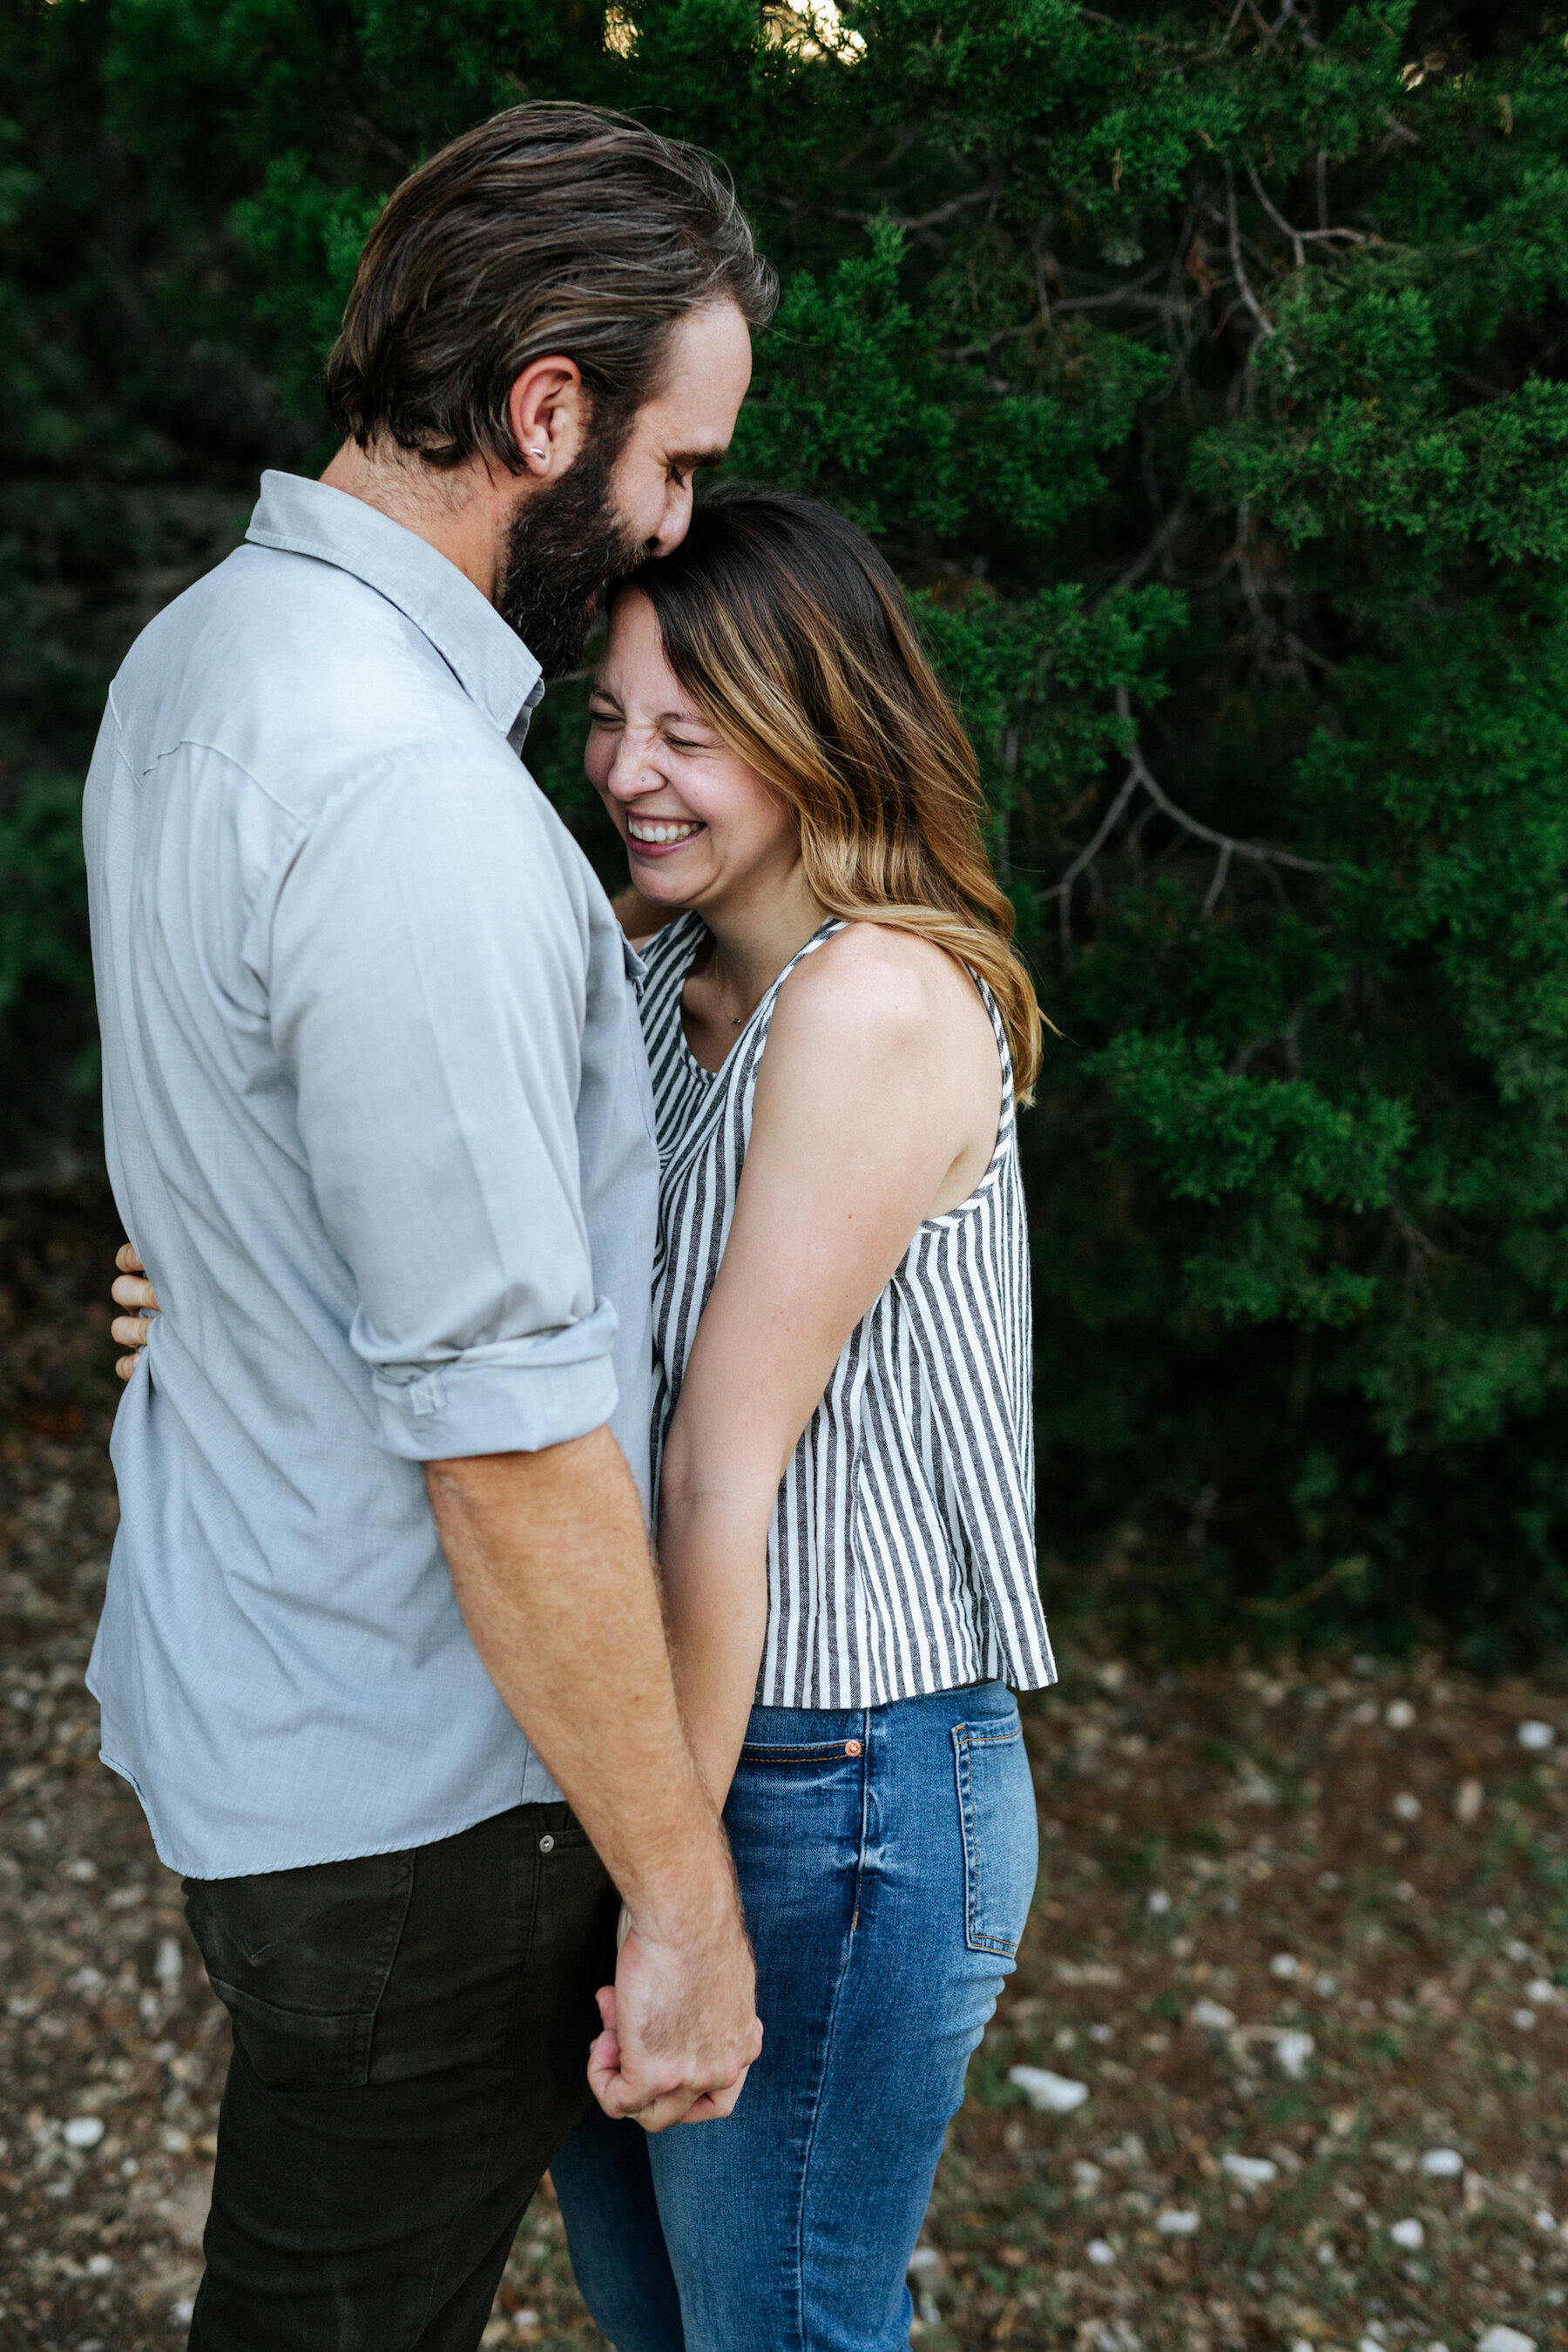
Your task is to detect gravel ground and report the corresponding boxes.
[3,1181,1566,2351]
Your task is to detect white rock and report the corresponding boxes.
[1533,2207,1556,2232]
[1220,2153,1278,2187]
[907,2246,944,2281]
[1270,1953,1299,1979]
[1389,2216,1424,2248]
[1314,1972,1340,1998]
[1420,2146,1463,2177]
[1289,2342,1315,2352]
[1274,2029,1315,2079]
[1477,2330,1536,2352]
[1085,2237,1115,2266]
[1385,1698,1416,1728]
[1517,1720,1555,1751]
[1392,1790,1422,1821]
[1189,1997,1237,2031]
[1007,2065,1088,2114]
[1526,1978,1558,2004]
[1456,1778,1484,1822]
[62,2116,105,2150]
[1146,1888,1172,1915]
[1071,2159,1104,2193]
[1156,2208,1200,2235]
[1512,2008,1538,2031]
[154,1936,184,1990]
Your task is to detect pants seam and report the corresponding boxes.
[790,1706,873,2352]
[404,1828,541,2350]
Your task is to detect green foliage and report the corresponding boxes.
[5,0,1568,1655]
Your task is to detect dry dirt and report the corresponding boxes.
[3,1182,1565,2351]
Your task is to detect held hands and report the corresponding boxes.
[588,1895,762,2133]
[111,1244,159,1381]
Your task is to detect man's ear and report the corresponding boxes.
[507,357,587,481]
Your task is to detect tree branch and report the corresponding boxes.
[1044,689,1330,959]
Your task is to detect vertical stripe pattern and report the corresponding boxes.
[641,914,1056,1707]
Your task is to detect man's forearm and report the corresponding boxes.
[426,1426,730,1927]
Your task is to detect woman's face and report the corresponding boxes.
[585,589,800,916]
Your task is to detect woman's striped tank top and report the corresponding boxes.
[639,914,1056,1709]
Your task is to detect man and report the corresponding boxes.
[86,102,774,2350]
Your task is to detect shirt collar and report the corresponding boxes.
[246,470,544,741]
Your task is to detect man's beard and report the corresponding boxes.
[496,425,649,682]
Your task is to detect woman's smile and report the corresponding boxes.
[626,813,707,854]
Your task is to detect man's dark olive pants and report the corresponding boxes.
[181,1803,617,2351]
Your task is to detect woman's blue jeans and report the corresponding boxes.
[550,1680,1037,2352]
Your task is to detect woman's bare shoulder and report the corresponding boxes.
[774,920,983,1053]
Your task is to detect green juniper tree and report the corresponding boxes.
[4,0,1567,1655]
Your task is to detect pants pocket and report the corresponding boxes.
[183,1848,415,2091]
[951,1712,1038,1957]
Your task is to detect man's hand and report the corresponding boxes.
[588,1904,762,2132]
[425,1430,762,2129]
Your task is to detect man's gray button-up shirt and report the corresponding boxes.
[83,470,659,1880]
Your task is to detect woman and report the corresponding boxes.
[112,486,1056,2352]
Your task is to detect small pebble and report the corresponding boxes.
[1146,1888,1172,1915]
[1420,2147,1463,2177]
[154,1936,184,1990]
[1392,1791,1422,1821]
[1085,2237,1115,2266]
[1518,1720,1555,1752]
[1512,2008,1538,2031]
[1006,2065,1088,2114]
[1526,1977,1558,2004]
[1385,1699,1415,1728]
[1270,1952,1298,1979]
[1156,2208,1200,2235]
[1314,1973,1339,1997]
[1274,2029,1315,2080]
[1477,2330,1536,2352]
[1456,1778,1484,1822]
[1220,2153,1278,2187]
[1389,2216,1424,2249]
[1071,2160,1103,2193]
[63,2116,105,2149]
[1534,2207,1557,2232]
[1190,1997,1236,2031]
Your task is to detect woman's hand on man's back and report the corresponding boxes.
[111,1241,159,1381]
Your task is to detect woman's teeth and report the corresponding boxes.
[628,817,703,845]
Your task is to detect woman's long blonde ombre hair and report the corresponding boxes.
[618,486,1044,1098]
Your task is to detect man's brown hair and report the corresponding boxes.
[324,101,776,470]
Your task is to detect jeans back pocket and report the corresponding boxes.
[951,1713,1038,1958]
[183,1849,415,2091]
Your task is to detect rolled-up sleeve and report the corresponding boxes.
[267,747,618,1460]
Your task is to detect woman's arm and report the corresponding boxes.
[657,926,997,1807]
